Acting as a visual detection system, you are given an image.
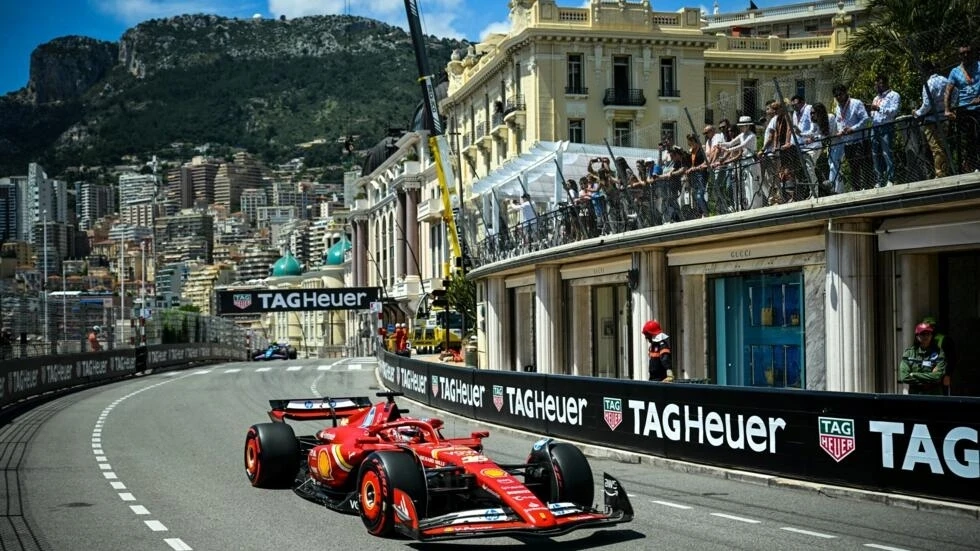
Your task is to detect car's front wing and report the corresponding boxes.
[394,473,634,541]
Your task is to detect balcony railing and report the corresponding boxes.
[504,95,526,114]
[658,88,681,98]
[491,112,505,128]
[603,88,646,107]
[565,85,589,95]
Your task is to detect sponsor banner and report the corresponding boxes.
[376,352,980,506]
[217,288,381,314]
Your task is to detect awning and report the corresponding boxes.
[470,141,663,203]
[877,210,980,251]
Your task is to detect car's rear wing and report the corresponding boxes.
[267,396,372,424]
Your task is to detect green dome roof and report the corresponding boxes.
[324,236,352,266]
[270,252,303,277]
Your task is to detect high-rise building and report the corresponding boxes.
[0,178,21,243]
[240,188,268,226]
[77,182,115,231]
[166,157,219,209]
[155,210,214,264]
[214,152,264,213]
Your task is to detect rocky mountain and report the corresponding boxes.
[0,14,462,177]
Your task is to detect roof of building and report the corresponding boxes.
[324,236,352,266]
[270,251,303,277]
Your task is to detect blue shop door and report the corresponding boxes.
[712,271,805,388]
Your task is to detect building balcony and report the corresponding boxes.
[476,122,493,150]
[603,88,646,107]
[417,196,443,223]
[503,95,526,127]
[490,112,507,138]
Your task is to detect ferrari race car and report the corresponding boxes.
[243,391,634,541]
[252,343,297,361]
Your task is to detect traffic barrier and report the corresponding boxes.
[380,351,980,506]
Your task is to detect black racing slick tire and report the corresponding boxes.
[244,423,300,488]
[357,451,427,537]
[526,440,595,507]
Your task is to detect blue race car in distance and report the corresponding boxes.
[252,343,297,361]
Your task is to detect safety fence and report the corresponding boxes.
[379,351,980,506]
[0,343,248,413]
[0,290,248,359]
[476,111,980,266]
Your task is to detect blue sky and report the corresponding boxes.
[0,0,786,96]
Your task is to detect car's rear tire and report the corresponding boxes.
[525,440,594,507]
[357,451,427,537]
[244,423,300,488]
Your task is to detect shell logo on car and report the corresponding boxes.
[480,468,507,478]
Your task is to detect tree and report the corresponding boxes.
[838,0,980,103]
[447,270,476,337]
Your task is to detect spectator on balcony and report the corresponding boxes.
[832,83,873,190]
[790,94,814,139]
[945,43,980,172]
[801,102,839,193]
[684,134,710,218]
[915,60,951,178]
[870,74,901,187]
[660,146,689,223]
[718,116,762,210]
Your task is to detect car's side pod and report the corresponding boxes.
[602,473,634,521]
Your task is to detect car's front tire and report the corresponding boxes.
[525,440,594,507]
[244,423,300,488]
[357,451,427,537]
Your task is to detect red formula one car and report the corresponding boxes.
[243,391,633,541]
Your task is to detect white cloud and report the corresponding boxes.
[478,20,510,41]
[96,0,239,24]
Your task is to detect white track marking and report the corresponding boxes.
[347,364,363,371]
[94,373,197,550]
[286,365,303,371]
[165,538,193,551]
[864,545,910,551]
[223,368,241,373]
[317,365,332,371]
[710,512,761,524]
[780,527,836,539]
[255,367,272,372]
[651,500,692,510]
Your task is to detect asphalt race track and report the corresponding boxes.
[2,357,978,551]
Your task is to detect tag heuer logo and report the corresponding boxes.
[603,397,622,431]
[818,416,855,462]
[493,385,504,412]
[233,293,252,310]
[431,378,439,398]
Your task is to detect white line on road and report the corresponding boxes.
[165,538,193,550]
[287,365,303,371]
[99,463,112,470]
[710,512,762,524]
[864,544,910,551]
[347,364,363,371]
[255,367,272,372]
[780,527,836,539]
[110,482,126,490]
[103,472,118,480]
[145,520,168,531]
[223,368,241,373]
[651,500,693,510]
[317,365,332,371]
[119,493,135,501]
[194,370,212,375]
[130,505,150,515]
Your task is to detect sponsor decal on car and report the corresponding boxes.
[604,397,623,431]
[480,468,507,478]
[818,416,856,462]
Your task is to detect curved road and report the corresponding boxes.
[2,357,977,550]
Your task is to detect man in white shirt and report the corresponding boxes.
[832,83,873,190]
[718,116,762,209]
[869,74,901,186]
[915,60,951,178]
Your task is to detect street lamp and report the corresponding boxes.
[42,209,49,353]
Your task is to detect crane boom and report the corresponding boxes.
[403,0,470,272]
